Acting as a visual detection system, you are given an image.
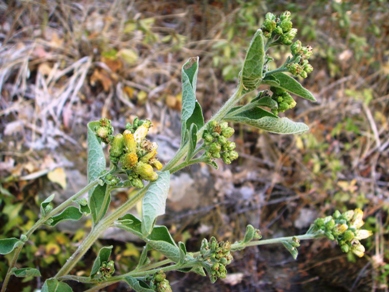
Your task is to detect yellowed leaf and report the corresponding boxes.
[118,49,138,65]
[47,167,67,189]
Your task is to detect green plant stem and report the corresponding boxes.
[0,178,102,292]
[232,233,325,250]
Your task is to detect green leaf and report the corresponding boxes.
[40,194,55,216]
[229,107,278,120]
[47,206,83,227]
[89,184,111,225]
[265,72,316,101]
[282,240,299,260]
[42,279,73,292]
[76,198,91,214]
[261,74,280,87]
[240,29,265,92]
[87,121,106,196]
[181,57,199,144]
[137,244,151,268]
[124,276,154,292]
[116,214,143,238]
[91,246,113,278]
[147,226,180,262]
[0,238,22,255]
[11,267,41,277]
[141,171,170,237]
[178,241,187,264]
[186,101,204,131]
[186,124,198,162]
[226,115,309,134]
[253,96,278,109]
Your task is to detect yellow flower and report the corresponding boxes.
[350,240,365,258]
[355,229,373,240]
[350,208,364,229]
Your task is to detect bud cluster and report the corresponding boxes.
[261,11,297,45]
[270,86,296,115]
[151,270,172,292]
[312,208,373,258]
[93,260,115,281]
[199,236,233,282]
[94,117,163,188]
[202,121,238,165]
[287,40,314,78]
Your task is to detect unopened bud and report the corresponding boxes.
[121,152,138,169]
[134,120,151,143]
[123,130,137,153]
[136,161,158,181]
[110,134,124,157]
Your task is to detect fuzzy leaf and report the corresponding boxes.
[229,107,278,120]
[87,121,106,196]
[0,238,22,255]
[47,206,83,227]
[141,171,170,237]
[265,72,316,101]
[181,57,199,144]
[89,184,111,225]
[253,96,278,109]
[147,226,180,262]
[261,74,280,87]
[186,101,204,131]
[42,279,73,292]
[226,115,309,134]
[116,214,143,238]
[124,276,154,292]
[282,240,299,260]
[91,246,113,278]
[11,267,41,277]
[40,194,55,216]
[240,29,265,92]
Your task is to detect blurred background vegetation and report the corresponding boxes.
[0,0,388,291]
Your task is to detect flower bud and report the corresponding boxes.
[154,271,166,282]
[209,143,221,154]
[229,150,239,161]
[130,177,144,189]
[203,133,214,143]
[218,135,227,145]
[342,210,354,221]
[135,161,158,181]
[350,208,364,229]
[140,143,158,163]
[110,134,124,157]
[280,19,293,33]
[350,240,365,257]
[333,210,341,219]
[150,159,163,171]
[355,229,373,240]
[222,127,235,138]
[333,223,348,236]
[280,11,291,21]
[96,127,110,140]
[291,40,302,55]
[342,230,355,241]
[340,244,350,253]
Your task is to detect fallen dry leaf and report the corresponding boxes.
[47,167,67,189]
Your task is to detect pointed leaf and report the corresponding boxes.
[181,57,199,143]
[42,279,73,292]
[47,206,83,227]
[147,226,180,262]
[265,72,316,101]
[229,107,278,120]
[282,240,299,260]
[11,267,41,277]
[141,171,170,237]
[116,214,143,238]
[253,96,278,109]
[226,115,309,134]
[0,238,22,255]
[124,276,154,292]
[89,184,111,225]
[40,194,55,216]
[137,245,151,268]
[240,29,265,92]
[186,101,204,130]
[91,246,113,278]
[262,75,280,87]
[87,121,106,196]
[76,198,91,214]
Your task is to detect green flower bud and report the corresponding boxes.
[203,133,214,143]
[280,11,291,21]
[342,210,354,221]
[212,263,220,271]
[243,224,256,243]
[135,161,158,181]
[96,127,110,140]
[325,231,335,240]
[265,12,276,21]
[130,177,144,189]
[280,19,293,33]
[300,71,308,78]
[333,210,341,219]
[340,244,350,253]
[273,26,283,36]
[110,134,124,158]
[220,122,229,130]
[222,127,235,138]
[226,141,236,151]
[333,223,348,236]
[325,218,336,230]
[229,150,239,161]
[154,270,166,282]
[218,135,227,145]
[342,230,355,241]
[209,142,221,154]
[291,40,302,55]
[303,63,313,74]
